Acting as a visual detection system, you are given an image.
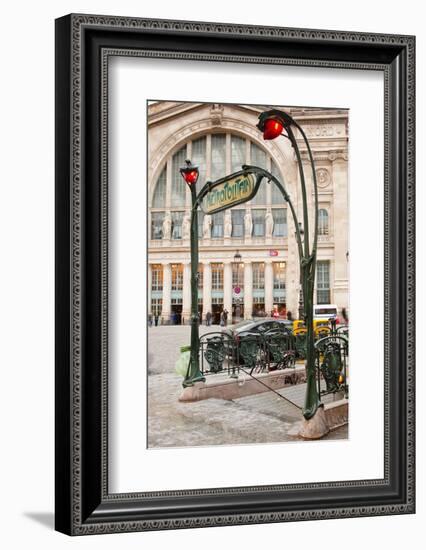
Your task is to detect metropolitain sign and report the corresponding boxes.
[201,171,257,215]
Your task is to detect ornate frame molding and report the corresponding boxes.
[55,14,415,535]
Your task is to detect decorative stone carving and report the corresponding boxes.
[301,123,345,138]
[210,104,224,126]
[303,124,335,137]
[203,214,212,239]
[182,211,191,240]
[265,208,274,237]
[328,150,348,162]
[162,211,171,240]
[316,168,331,188]
[244,210,252,237]
[224,210,232,238]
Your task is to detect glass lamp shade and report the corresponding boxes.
[182,169,199,184]
[262,118,284,140]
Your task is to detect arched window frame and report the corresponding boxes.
[150,131,289,241]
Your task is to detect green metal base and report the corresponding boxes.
[182,372,206,388]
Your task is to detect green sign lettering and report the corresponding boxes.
[202,173,256,214]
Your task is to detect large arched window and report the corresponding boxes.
[318,208,329,235]
[150,132,288,241]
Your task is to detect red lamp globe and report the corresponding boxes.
[262,117,284,140]
[183,170,199,185]
[180,160,199,185]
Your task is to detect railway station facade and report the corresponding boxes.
[147,102,349,324]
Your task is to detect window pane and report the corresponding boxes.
[272,208,287,237]
[191,136,207,185]
[151,211,164,240]
[231,209,244,237]
[171,264,183,290]
[151,298,162,316]
[273,262,286,289]
[171,146,187,207]
[318,209,329,235]
[250,143,267,205]
[317,260,330,304]
[252,262,265,290]
[211,134,226,181]
[151,264,163,290]
[271,161,285,205]
[252,209,266,237]
[211,211,224,238]
[211,263,224,290]
[171,211,184,239]
[232,263,244,287]
[153,167,167,207]
[231,135,246,172]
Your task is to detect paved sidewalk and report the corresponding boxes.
[148,325,348,448]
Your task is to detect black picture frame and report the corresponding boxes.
[55,13,415,535]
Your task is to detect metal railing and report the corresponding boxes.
[198,329,296,377]
[314,334,349,401]
[198,326,349,403]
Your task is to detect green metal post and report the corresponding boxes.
[287,124,320,420]
[183,184,205,387]
[256,107,321,420]
[295,122,320,419]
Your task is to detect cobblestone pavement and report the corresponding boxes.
[148,325,348,448]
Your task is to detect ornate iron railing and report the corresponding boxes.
[198,329,296,377]
[314,334,349,400]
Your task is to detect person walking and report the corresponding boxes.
[206,311,212,326]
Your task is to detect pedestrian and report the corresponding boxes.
[220,311,225,327]
[341,307,348,324]
[223,309,228,326]
[154,314,158,326]
[206,311,212,326]
[287,310,293,321]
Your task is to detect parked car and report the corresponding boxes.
[222,318,294,368]
[222,318,293,340]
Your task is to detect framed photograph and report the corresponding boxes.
[55,14,415,535]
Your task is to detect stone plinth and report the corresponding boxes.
[295,398,349,440]
[179,365,306,402]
